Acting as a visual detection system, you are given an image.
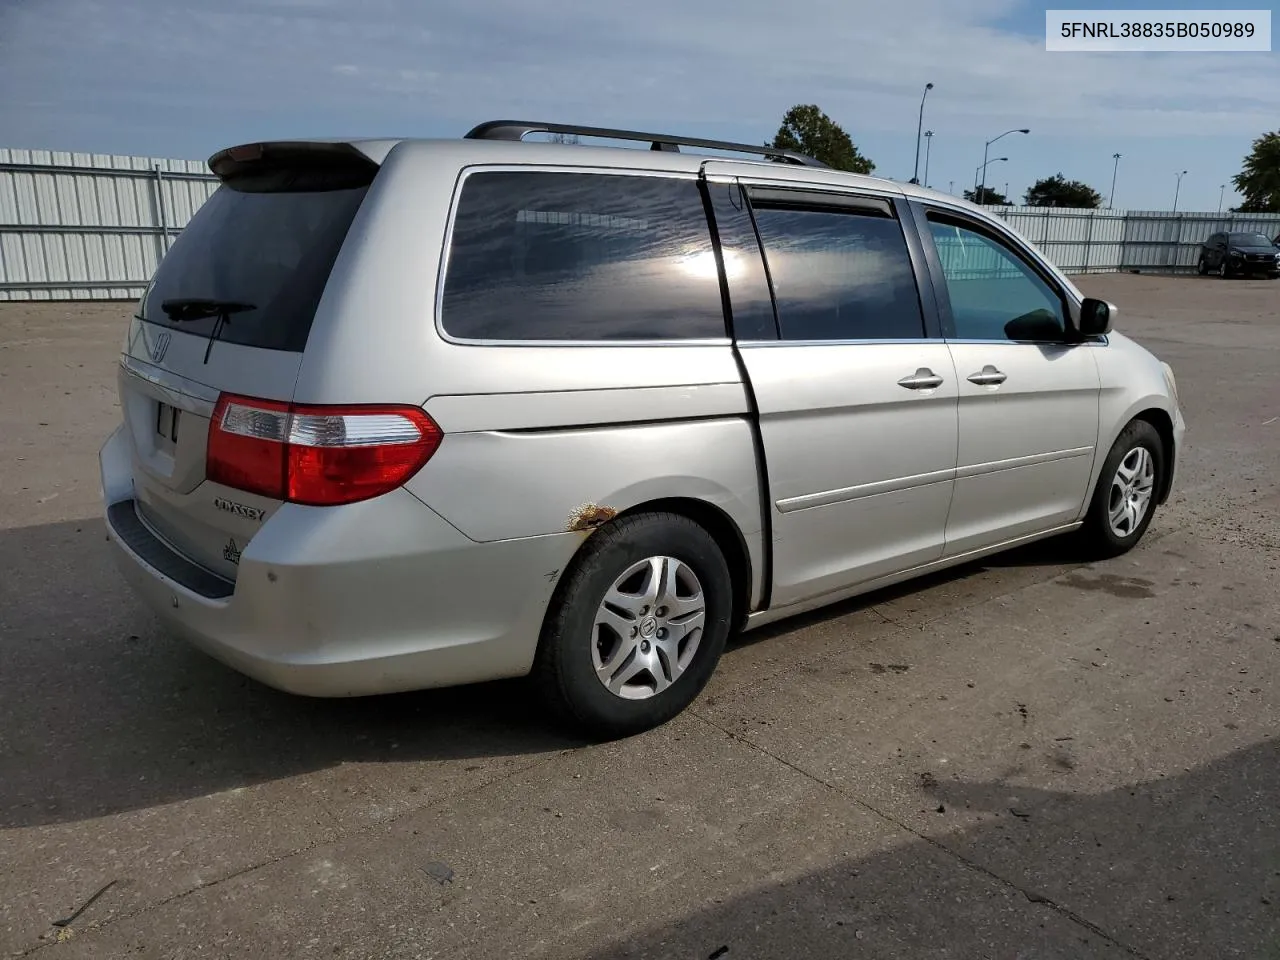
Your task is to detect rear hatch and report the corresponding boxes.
[118,142,377,581]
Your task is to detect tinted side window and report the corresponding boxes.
[441,172,725,341]
[750,204,925,341]
[704,181,777,340]
[927,218,1065,343]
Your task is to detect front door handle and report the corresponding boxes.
[898,368,945,390]
[967,365,1008,386]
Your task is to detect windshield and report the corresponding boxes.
[140,183,368,352]
[1228,232,1272,246]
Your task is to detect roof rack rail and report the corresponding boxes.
[464,120,828,168]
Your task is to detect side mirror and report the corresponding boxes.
[1078,297,1115,337]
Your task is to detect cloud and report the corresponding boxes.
[0,0,1275,152]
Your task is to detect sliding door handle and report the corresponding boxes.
[898,368,945,390]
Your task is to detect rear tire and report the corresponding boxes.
[1196,256,1208,276]
[533,512,733,739]
[1079,419,1164,560]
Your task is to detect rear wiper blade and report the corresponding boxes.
[160,298,256,322]
[159,299,256,364]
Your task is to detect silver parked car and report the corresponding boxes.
[101,121,1185,737]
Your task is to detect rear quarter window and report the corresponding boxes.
[440,171,726,341]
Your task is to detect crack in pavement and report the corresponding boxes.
[687,710,1153,960]
[14,751,571,957]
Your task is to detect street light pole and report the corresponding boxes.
[1172,170,1187,214]
[1218,183,1226,214]
[974,158,1008,203]
[923,131,934,187]
[1109,153,1121,208]
[911,83,934,184]
[979,128,1030,199]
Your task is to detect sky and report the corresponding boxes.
[1,0,1277,212]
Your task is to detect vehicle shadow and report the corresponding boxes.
[583,738,1280,960]
[0,518,581,829]
[0,518,1102,829]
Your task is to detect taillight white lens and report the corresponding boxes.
[206,394,442,506]
[221,403,290,443]
[287,412,424,448]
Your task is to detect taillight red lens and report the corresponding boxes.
[207,394,442,506]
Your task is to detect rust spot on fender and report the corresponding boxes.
[566,503,617,532]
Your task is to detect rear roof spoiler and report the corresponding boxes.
[207,142,380,192]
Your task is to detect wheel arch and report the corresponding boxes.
[1087,405,1176,513]
[1132,407,1176,505]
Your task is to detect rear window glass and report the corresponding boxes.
[441,171,726,341]
[140,184,368,352]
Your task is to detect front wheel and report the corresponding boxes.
[1079,420,1164,559]
[1219,258,1231,279]
[533,512,733,739]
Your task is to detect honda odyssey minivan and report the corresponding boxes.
[101,121,1185,737]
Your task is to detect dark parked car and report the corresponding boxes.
[1197,231,1280,278]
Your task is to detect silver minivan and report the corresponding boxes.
[101,121,1185,737]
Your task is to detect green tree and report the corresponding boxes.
[1232,131,1280,212]
[769,104,875,174]
[963,186,1009,205]
[1023,174,1102,208]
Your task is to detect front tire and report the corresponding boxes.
[1219,258,1231,279]
[1079,420,1164,559]
[533,512,733,739]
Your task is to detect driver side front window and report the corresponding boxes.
[928,218,1066,343]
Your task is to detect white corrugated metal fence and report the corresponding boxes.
[0,149,217,301]
[984,204,1280,275]
[2,148,1279,299]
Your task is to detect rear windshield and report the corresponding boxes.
[140,183,368,352]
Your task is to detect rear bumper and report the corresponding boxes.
[100,426,581,697]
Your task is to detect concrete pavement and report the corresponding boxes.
[1,274,1277,959]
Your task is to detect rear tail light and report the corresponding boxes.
[207,393,442,506]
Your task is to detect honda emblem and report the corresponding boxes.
[150,331,171,363]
